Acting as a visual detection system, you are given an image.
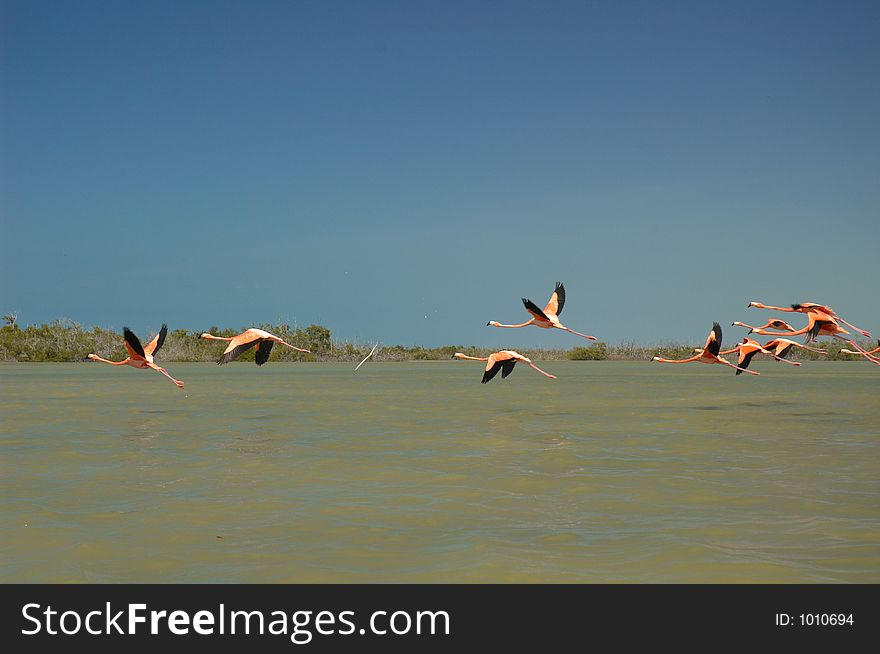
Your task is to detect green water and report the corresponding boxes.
[1,361,878,583]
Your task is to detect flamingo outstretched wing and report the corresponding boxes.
[217,331,261,365]
[768,320,794,331]
[543,282,566,317]
[123,327,146,358]
[522,298,550,321]
[254,340,275,366]
[143,324,168,356]
[704,323,722,357]
[736,348,759,375]
[481,352,509,384]
[792,302,834,314]
[500,359,518,378]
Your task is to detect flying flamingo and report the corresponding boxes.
[748,301,871,338]
[452,350,557,383]
[487,282,597,341]
[754,308,880,364]
[762,337,827,360]
[87,324,185,389]
[200,328,311,365]
[650,322,759,375]
[731,319,797,335]
[840,340,880,360]
[719,337,802,375]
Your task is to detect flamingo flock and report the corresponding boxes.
[651,300,878,375]
[86,283,877,388]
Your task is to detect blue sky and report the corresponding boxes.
[2,1,878,347]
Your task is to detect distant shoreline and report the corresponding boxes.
[1,319,872,364]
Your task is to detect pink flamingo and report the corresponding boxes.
[651,322,759,375]
[453,350,557,383]
[487,282,597,340]
[88,324,184,389]
[200,328,310,365]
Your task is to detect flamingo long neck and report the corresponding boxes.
[456,354,488,362]
[653,354,701,364]
[89,355,129,366]
[752,303,795,313]
[491,320,534,329]
[203,334,234,341]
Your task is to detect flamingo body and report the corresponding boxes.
[453,350,557,383]
[87,324,184,388]
[487,282,597,340]
[651,322,760,375]
[200,328,310,365]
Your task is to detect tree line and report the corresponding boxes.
[0,316,867,363]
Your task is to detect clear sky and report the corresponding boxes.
[2,1,878,347]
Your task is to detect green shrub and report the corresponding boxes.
[569,342,607,360]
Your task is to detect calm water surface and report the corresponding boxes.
[2,361,878,582]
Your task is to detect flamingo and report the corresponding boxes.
[487,282,597,341]
[754,308,880,364]
[452,350,557,383]
[731,319,796,335]
[87,324,185,388]
[748,301,871,338]
[840,340,880,359]
[650,322,759,375]
[200,328,311,365]
[720,337,802,375]
[762,337,827,360]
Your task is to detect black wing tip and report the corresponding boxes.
[482,361,504,383]
[706,322,722,356]
[740,349,757,372]
[500,359,517,378]
[522,297,549,320]
[791,303,803,310]
[122,326,146,356]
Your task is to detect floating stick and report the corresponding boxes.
[355,342,380,371]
